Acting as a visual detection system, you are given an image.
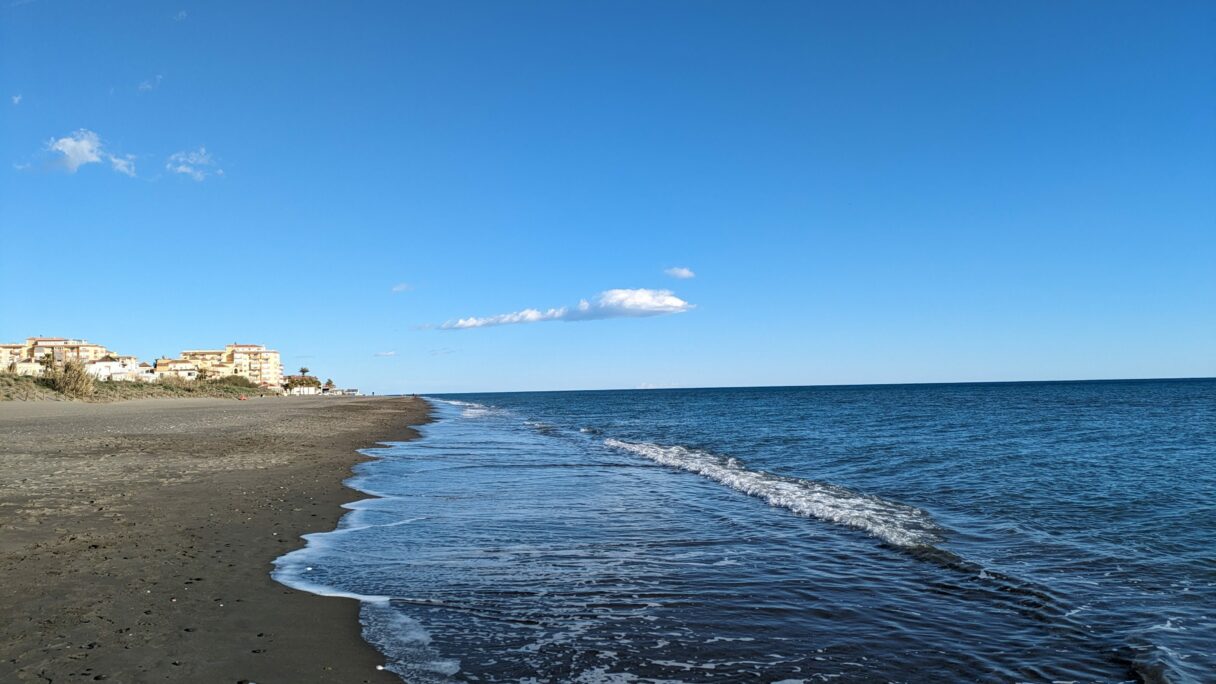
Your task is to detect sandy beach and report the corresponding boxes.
[0,395,430,683]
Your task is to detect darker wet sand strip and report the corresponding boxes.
[0,395,431,683]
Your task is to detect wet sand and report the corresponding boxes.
[0,395,431,683]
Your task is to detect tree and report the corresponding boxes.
[324,378,335,389]
[299,366,310,377]
[286,375,321,389]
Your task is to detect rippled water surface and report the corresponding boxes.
[274,380,1215,682]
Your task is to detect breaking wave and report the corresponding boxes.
[430,398,503,419]
[603,438,943,548]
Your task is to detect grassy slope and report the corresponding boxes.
[0,374,277,402]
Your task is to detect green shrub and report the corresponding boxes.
[208,374,260,389]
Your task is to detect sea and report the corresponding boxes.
[273,379,1215,683]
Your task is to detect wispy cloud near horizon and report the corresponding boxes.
[664,266,695,279]
[374,351,398,357]
[439,288,694,330]
[391,283,413,293]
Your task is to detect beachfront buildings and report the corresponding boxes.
[178,344,283,388]
[1,337,116,368]
[228,344,283,387]
[87,357,156,382]
[153,358,200,381]
[1,337,117,376]
[1,337,285,390]
[33,338,114,364]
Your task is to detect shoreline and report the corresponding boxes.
[0,395,431,683]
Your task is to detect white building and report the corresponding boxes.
[85,356,153,382]
[133,362,156,382]
[11,360,44,377]
[85,360,127,381]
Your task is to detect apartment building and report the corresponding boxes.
[1,336,287,389]
[177,343,282,388]
[1,337,116,370]
[25,337,115,365]
[180,349,236,378]
[154,358,199,381]
[227,344,283,388]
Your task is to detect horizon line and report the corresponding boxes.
[420,375,1215,396]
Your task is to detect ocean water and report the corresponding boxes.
[273,380,1215,683]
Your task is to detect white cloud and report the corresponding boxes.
[138,75,163,92]
[440,288,694,330]
[166,146,220,181]
[173,9,187,21]
[109,154,136,177]
[664,266,695,279]
[391,283,413,293]
[11,94,21,105]
[49,130,102,171]
[47,129,135,176]
[445,308,565,328]
[374,351,397,357]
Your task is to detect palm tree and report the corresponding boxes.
[299,366,310,377]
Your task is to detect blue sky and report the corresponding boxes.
[2,1,1213,394]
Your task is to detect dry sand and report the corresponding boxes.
[0,395,431,683]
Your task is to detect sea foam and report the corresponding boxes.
[430,398,503,418]
[603,438,943,548]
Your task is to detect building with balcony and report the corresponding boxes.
[24,337,115,365]
[2,336,288,389]
[154,357,199,381]
[176,343,282,388]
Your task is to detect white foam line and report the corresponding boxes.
[271,567,391,603]
[428,398,504,418]
[272,517,430,605]
[429,398,480,407]
[604,438,942,548]
[328,516,430,536]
